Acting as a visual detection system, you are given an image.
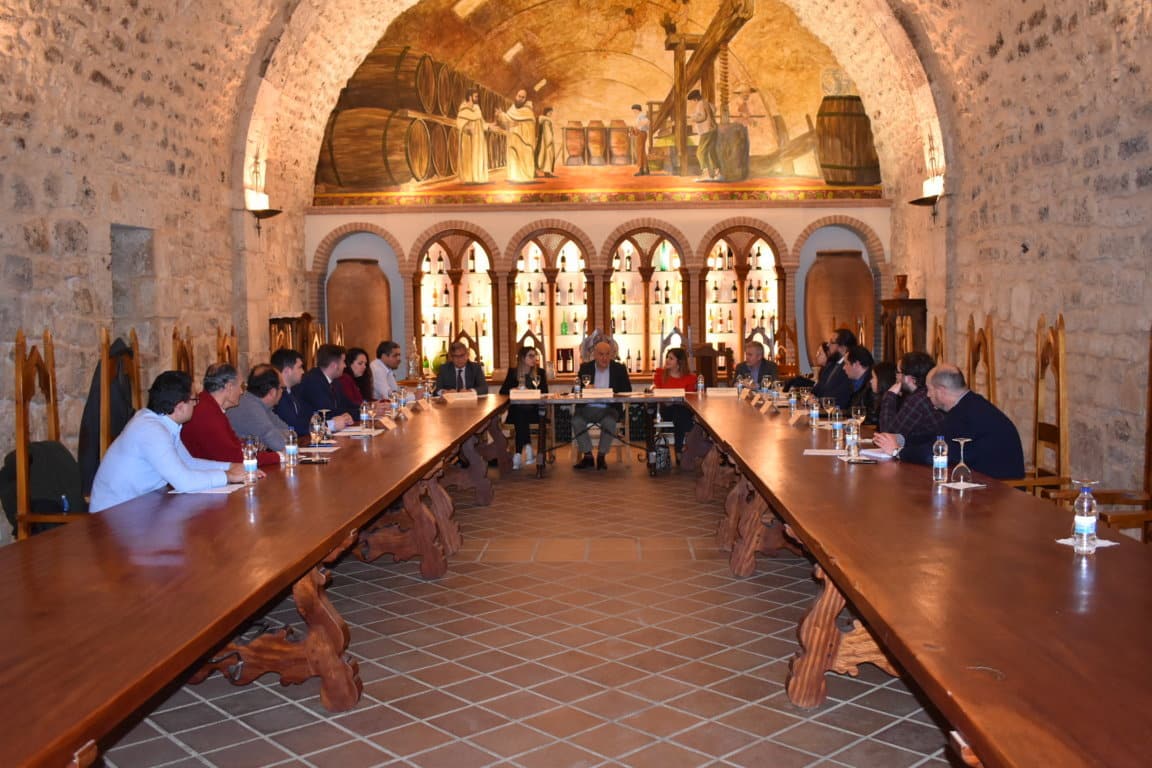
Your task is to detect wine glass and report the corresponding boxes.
[309,412,325,444]
[851,405,867,425]
[951,438,973,484]
[820,397,835,425]
[581,373,591,391]
[761,375,774,394]
[529,371,540,390]
[773,379,786,400]
[317,409,331,441]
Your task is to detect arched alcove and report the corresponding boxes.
[795,226,877,365]
[326,232,408,372]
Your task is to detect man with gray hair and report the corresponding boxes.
[572,341,632,470]
[182,363,281,467]
[227,364,294,452]
[874,364,1024,479]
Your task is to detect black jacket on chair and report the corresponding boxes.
[77,338,137,496]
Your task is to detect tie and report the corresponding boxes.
[457,368,466,391]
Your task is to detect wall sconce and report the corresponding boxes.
[245,189,281,234]
[909,133,945,221]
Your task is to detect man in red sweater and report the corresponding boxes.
[181,363,279,467]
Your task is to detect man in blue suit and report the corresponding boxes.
[294,344,356,432]
[875,364,1025,479]
[435,341,489,395]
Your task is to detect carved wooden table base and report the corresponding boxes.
[786,564,897,709]
[442,435,495,505]
[191,532,363,712]
[474,416,513,475]
[680,424,711,472]
[695,444,737,502]
[719,478,804,576]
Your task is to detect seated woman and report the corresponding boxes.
[498,347,549,469]
[338,347,374,408]
[784,341,829,391]
[869,361,896,426]
[653,347,697,460]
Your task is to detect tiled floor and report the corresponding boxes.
[103,453,964,767]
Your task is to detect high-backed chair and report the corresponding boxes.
[1006,314,1070,495]
[931,316,946,363]
[13,330,81,538]
[965,314,997,406]
[172,325,195,376]
[895,315,914,359]
[660,326,685,364]
[1049,324,1152,540]
[516,328,546,361]
[774,321,800,377]
[216,325,238,367]
[100,327,142,459]
[307,323,324,370]
[330,322,345,346]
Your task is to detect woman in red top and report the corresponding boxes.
[653,347,696,458]
[339,347,374,407]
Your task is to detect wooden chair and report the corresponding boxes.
[659,326,685,364]
[14,330,74,539]
[895,315,914,359]
[100,327,142,459]
[454,329,484,370]
[965,314,997,406]
[931,316,946,363]
[774,321,800,377]
[330,322,345,346]
[744,326,771,363]
[307,322,324,370]
[1005,314,1070,495]
[216,325,238,367]
[516,328,546,361]
[172,326,195,376]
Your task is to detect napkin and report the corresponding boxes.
[941,480,986,490]
[1055,537,1120,548]
[301,445,341,454]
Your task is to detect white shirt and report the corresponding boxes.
[370,358,398,400]
[90,409,231,513]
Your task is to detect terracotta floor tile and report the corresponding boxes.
[267,721,354,755]
[620,704,705,737]
[466,722,556,756]
[619,739,713,768]
[427,705,508,737]
[567,721,654,758]
[305,738,394,767]
[522,704,603,738]
[370,721,454,756]
[406,739,498,768]
[512,740,603,768]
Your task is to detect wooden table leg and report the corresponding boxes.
[717,475,746,552]
[696,443,736,502]
[680,424,711,472]
[536,402,549,479]
[475,416,513,475]
[191,532,363,712]
[728,478,770,576]
[442,435,495,505]
[354,493,448,579]
[421,474,462,556]
[787,564,897,708]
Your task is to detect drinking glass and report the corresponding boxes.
[309,412,325,444]
[851,405,867,424]
[317,409,331,441]
[580,373,591,394]
[951,438,973,484]
[820,397,836,425]
[761,375,774,394]
[529,372,540,390]
[518,373,527,390]
[773,380,785,398]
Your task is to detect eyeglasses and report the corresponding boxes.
[450,353,468,359]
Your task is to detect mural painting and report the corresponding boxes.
[313,0,882,206]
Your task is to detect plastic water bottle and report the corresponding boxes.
[1072,485,1098,555]
[284,430,298,467]
[242,440,259,484]
[788,390,797,414]
[845,421,860,457]
[808,399,820,429]
[360,402,372,428]
[696,374,705,395]
[932,435,948,483]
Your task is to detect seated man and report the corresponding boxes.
[435,341,489,394]
[271,347,311,436]
[734,340,779,384]
[182,363,280,466]
[296,343,358,428]
[371,340,402,400]
[227,364,294,452]
[90,371,247,512]
[572,341,632,470]
[813,328,855,398]
[844,346,875,414]
[878,351,944,442]
[874,364,1025,479]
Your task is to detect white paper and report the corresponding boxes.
[301,445,341,454]
[804,449,847,456]
[509,389,542,400]
[941,480,986,490]
[583,387,615,398]
[336,427,385,437]
[652,388,686,398]
[443,390,478,403]
[705,388,738,398]
[169,484,246,496]
[859,448,894,460]
[1055,537,1120,548]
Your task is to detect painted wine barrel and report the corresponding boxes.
[815,96,881,185]
[804,250,874,366]
[445,126,459,175]
[428,122,450,177]
[320,108,433,188]
[563,121,585,166]
[436,64,464,117]
[340,46,437,115]
[608,119,631,165]
[586,120,607,166]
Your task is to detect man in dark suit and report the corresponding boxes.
[814,327,856,397]
[435,341,489,395]
[734,341,778,384]
[826,345,874,413]
[272,348,310,435]
[875,364,1025,479]
[296,344,357,430]
[572,340,632,470]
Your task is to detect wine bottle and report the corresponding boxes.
[561,313,569,336]
[663,280,670,304]
[442,283,450,306]
[727,310,734,333]
[730,280,738,303]
[468,247,476,272]
[559,253,567,271]
[625,252,632,271]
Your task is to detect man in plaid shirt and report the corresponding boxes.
[876,351,944,442]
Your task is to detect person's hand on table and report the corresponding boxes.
[873,433,901,456]
[331,413,355,431]
[225,463,265,483]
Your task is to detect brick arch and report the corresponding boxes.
[598,218,696,271]
[504,219,598,271]
[308,222,407,318]
[697,217,791,269]
[409,220,503,274]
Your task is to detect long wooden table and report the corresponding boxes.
[0,396,507,768]
[688,394,1152,768]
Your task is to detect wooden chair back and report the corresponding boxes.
[895,315,914,359]
[216,325,238,367]
[774,321,800,377]
[516,328,546,361]
[965,314,997,407]
[13,329,72,539]
[100,327,142,459]
[330,322,345,346]
[172,326,195,376]
[307,323,324,371]
[931,316,946,363]
[692,343,721,387]
[454,329,484,369]
[1031,313,1070,481]
[659,326,685,366]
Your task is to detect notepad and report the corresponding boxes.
[301,445,341,454]
[169,484,246,496]
[804,449,847,457]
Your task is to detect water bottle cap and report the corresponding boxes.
[937,435,944,440]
